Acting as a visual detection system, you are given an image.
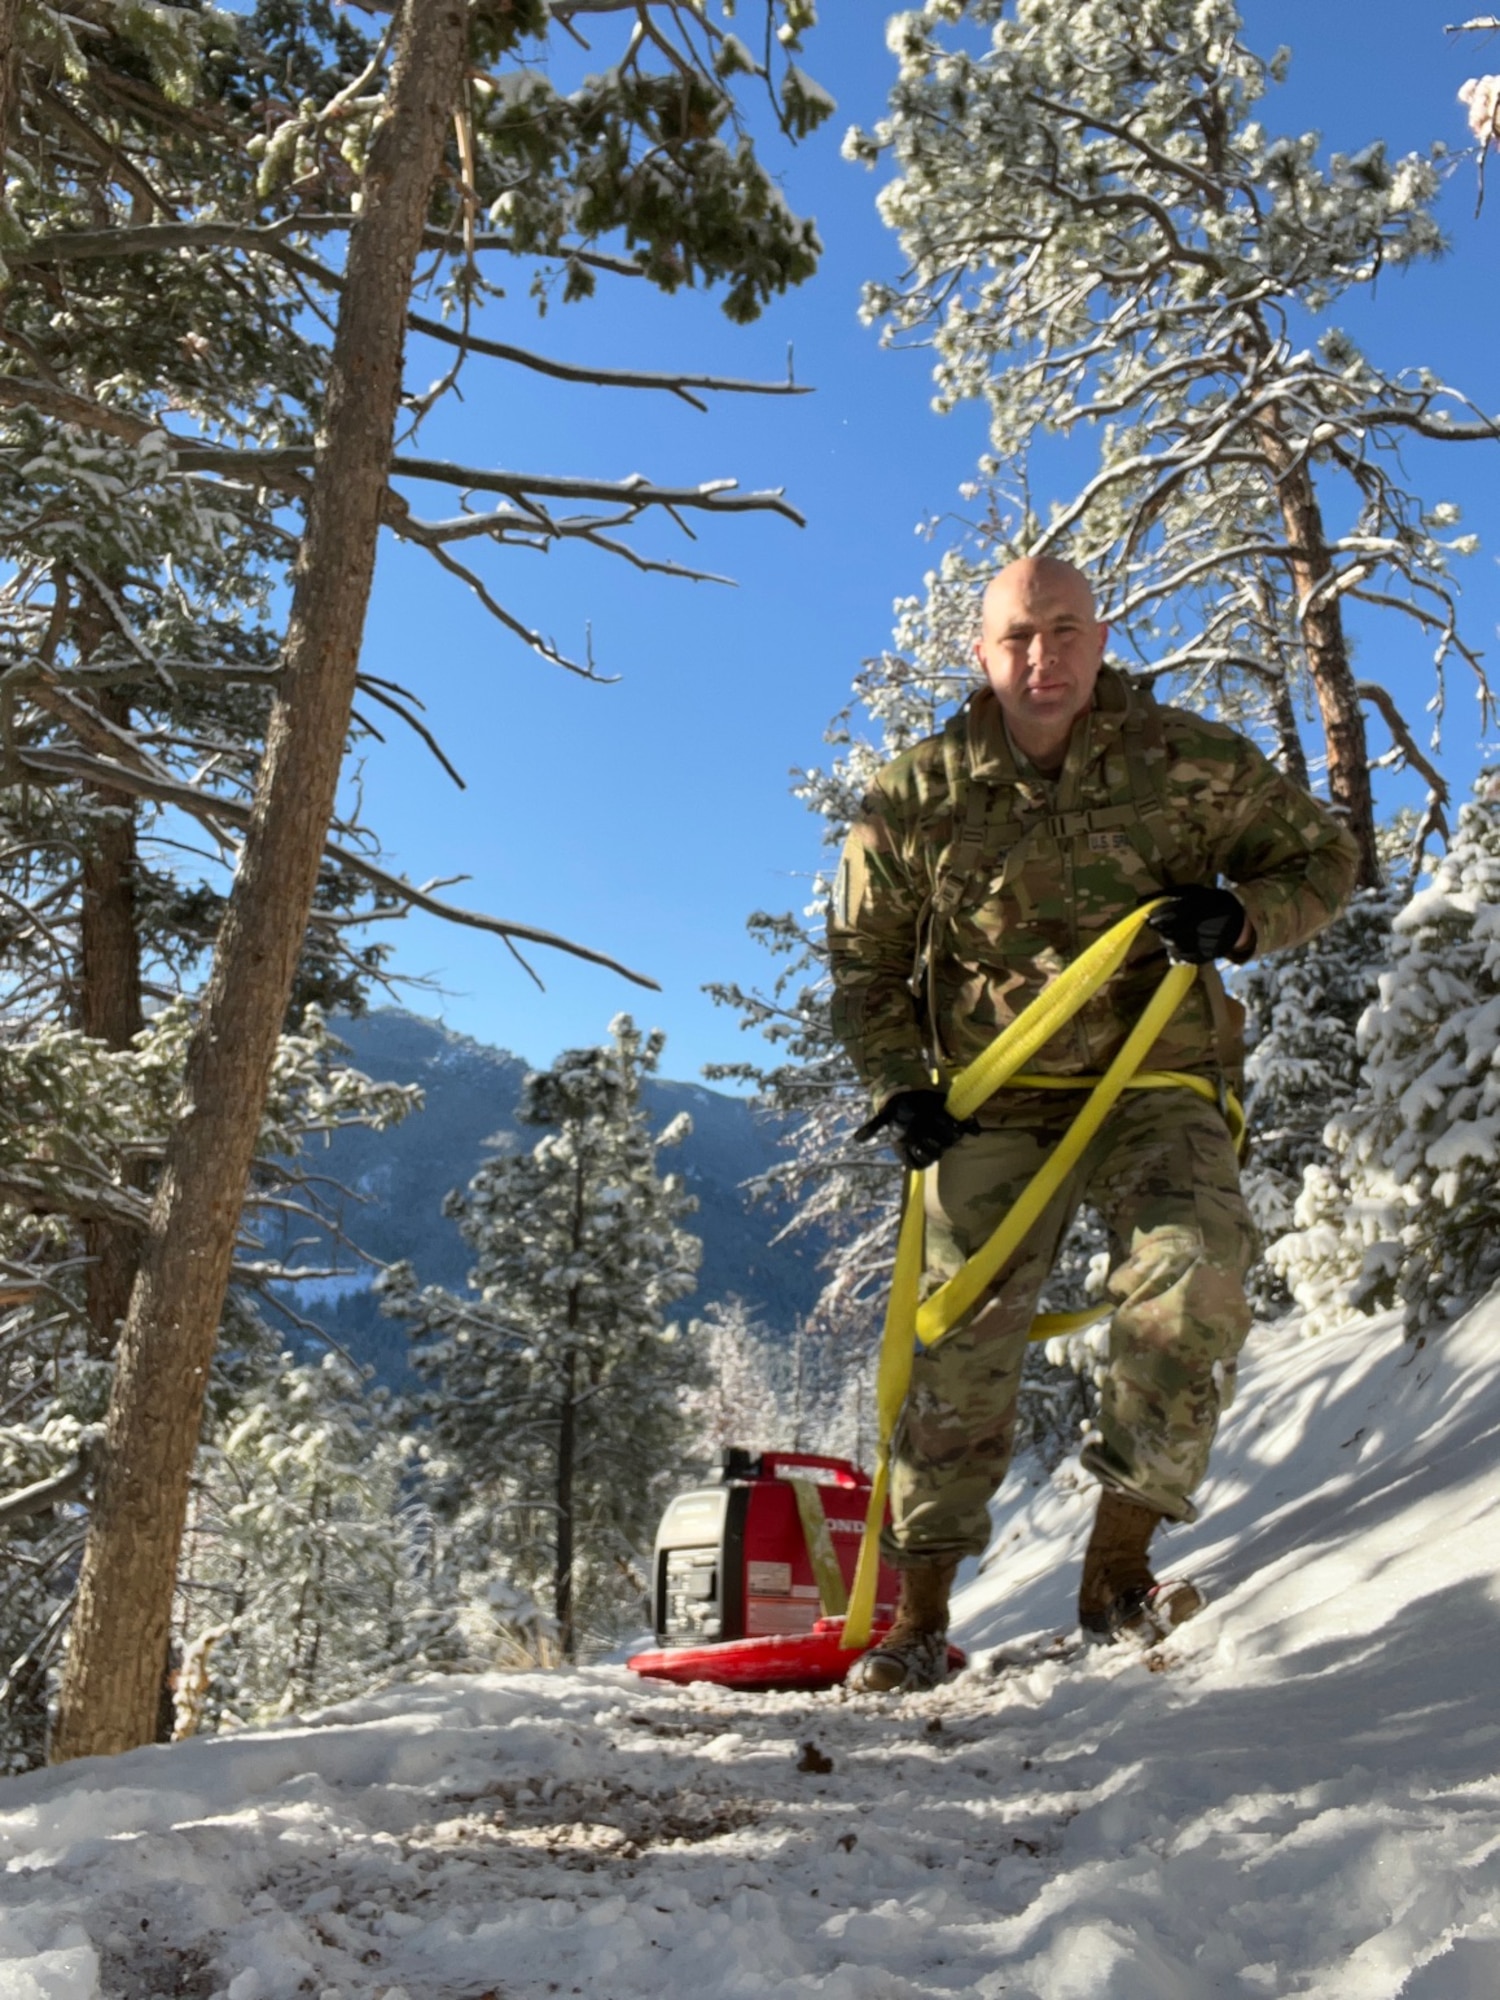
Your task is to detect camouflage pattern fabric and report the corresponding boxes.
[829,664,1357,1554]
[829,666,1360,1111]
[885,1090,1254,1560]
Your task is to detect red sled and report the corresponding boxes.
[627,1448,966,1692]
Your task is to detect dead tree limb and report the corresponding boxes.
[15,746,658,988]
[0,1459,90,1530]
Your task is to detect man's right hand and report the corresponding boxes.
[854,1089,980,1171]
[1146,885,1251,964]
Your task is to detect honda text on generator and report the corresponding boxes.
[627,1449,966,1691]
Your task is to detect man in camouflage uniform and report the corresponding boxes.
[828,556,1358,1692]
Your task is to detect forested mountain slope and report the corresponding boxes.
[268,1011,826,1380]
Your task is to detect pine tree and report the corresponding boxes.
[716,0,1494,1467]
[1272,778,1500,1335]
[27,0,826,1758]
[1237,877,1404,1313]
[380,1017,702,1663]
[846,0,1495,878]
[0,0,430,1760]
[177,1349,442,1730]
[681,1296,795,1463]
[1455,21,1500,210]
[0,1007,418,1768]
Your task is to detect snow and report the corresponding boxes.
[6,1295,1500,1999]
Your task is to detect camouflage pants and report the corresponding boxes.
[884,1088,1254,1564]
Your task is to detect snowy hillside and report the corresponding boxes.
[4,1295,1499,2000]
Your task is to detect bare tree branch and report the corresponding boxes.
[0,1170,150,1227]
[405,311,806,406]
[0,378,804,533]
[1357,679,1451,801]
[14,746,660,989]
[0,1458,91,1529]
[355,676,466,788]
[171,441,807,523]
[0,374,157,445]
[28,83,169,215]
[14,221,806,406]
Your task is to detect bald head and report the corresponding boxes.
[975,556,1107,769]
[981,556,1099,632]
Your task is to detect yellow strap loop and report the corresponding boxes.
[914,956,1195,1343]
[843,900,1242,1651]
[1004,1068,1246,1155]
[786,1476,850,1618]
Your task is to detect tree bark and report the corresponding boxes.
[51,0,470,1763]
[1257,417,1380,888]
[76,686,145,1051]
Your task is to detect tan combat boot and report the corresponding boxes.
[1078,1486,1205,1643]
[850,1556,958,1694]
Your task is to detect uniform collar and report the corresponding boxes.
[960,664,1134,785]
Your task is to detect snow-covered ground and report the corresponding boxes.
[5,1296,1500,2000]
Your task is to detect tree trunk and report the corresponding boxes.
[290,1484,327,1706]
[74,683,147,1359]
[1266,667,1312,793]
[50,0,469,1763]
[555,1342,577,1665]
[1252,572,1313,793]
[554,1147,589,1665]
[75,686,144,1050]
[0,0,23,163]
[1257,417,1380,887]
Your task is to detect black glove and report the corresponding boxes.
[1146,886,1251,965]
[854,1089,980,1171]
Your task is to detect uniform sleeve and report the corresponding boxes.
[827,781,934,1110]
[1206,740,1361,957]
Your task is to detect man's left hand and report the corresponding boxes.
[1146,886,1252,965]
[854,1089,980,1171]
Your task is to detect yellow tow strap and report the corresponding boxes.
[787,1476,850,1618]
[841,900,1244,1651]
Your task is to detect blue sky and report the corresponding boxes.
[349,2,1500,1085]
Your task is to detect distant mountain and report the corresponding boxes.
[264,1010,826,1385]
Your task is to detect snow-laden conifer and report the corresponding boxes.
[380,1017,702,1663]
[1237,876,1403,1313]
[718,0,1491,1461]
[1272,779,1500,1333]
[5,0,832,1758]
[1454,14,1500,208]
[0,1008,419,1766]
[681,1296,796,1464]
[176,1350,443,1731]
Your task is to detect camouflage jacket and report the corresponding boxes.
[828,666,1360,1114]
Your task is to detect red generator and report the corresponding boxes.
[628,1448,935,1691]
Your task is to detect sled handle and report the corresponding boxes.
[759,1452,867,1489]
